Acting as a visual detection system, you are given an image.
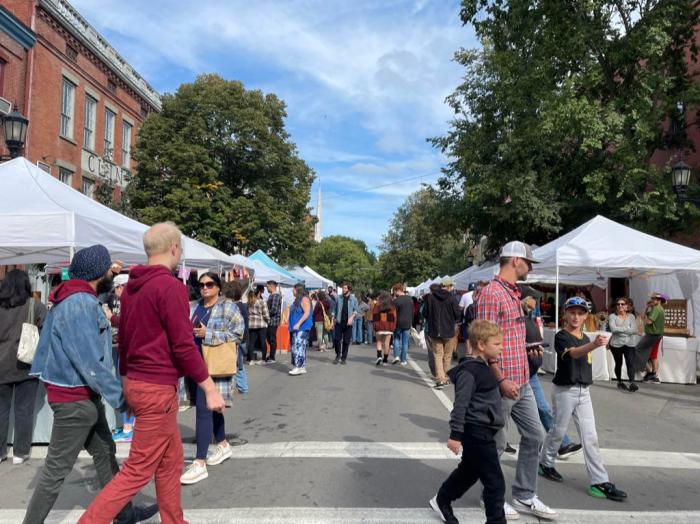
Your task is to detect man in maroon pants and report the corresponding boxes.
[80,222,225,524]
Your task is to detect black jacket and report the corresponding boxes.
[447,357,504,440]
[422,289,462,339]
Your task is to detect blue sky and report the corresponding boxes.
[71,0,475,253]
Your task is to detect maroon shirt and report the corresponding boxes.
[118,265,208,385]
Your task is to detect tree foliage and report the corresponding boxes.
[304,235,378,293]
[434,0,700,255]
[378,187,470,285]
[124,74,315,263]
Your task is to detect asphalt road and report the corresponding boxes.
[1,341,699,523]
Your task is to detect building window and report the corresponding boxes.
[81,177,94,197]
[66,44,78,62]
[60,78,76,139]
[104,109,115,158]
[121,121,132,168]
[58,167,73,186]
[83,96,96,150]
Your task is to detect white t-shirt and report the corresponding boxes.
[459,291,474,312]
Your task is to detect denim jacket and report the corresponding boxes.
[334,293,359,324]
[189,297,245,346]
[30,292,125,409]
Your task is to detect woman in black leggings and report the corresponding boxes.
[608,297,638,392]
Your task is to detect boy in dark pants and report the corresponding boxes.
[430,320,506,524]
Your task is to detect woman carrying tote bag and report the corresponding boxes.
[180,272,244,486]
[0,269,47,464]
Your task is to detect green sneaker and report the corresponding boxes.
[589,482,627,502]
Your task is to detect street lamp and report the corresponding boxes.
[2,106,29,159]
[671,160,694,202]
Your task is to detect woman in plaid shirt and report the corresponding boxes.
[181,272,244,485]
[247,284,270,364]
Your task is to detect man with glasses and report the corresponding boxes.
[475,241,557,521]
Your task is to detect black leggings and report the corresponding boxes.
[248,327,268,361]
[610,345,636,383]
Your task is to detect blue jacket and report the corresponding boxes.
[30,282,125,409]
[334,293,359,324]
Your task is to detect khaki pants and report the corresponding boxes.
[430,336,457,383]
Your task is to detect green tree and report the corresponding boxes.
[124,74,315,262]
[434,0,700,256]
[378,187,469,285]
[305,236,378,293]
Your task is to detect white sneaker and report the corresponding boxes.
[400,361,408,366]
[480,500,519,520]
[12,455,27,465]
[512,495,557,520]
[206,443,232,466]
[392,356,400,364]
[289,367,303,376]
[180,461,208,485]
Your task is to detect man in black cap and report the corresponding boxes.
[266,280,282,362]
[25,244,156,524]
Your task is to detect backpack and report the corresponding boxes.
[463,303,476,326]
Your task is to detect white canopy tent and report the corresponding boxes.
[248,260,298,286]
[288,266,334,289]
[0,157,239,269]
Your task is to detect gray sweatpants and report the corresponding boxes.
[540,384,609,485]
[496,383,544,500]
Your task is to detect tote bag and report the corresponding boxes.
[202,342,237,377]
[320,301,333,332]
[17,299,39,364]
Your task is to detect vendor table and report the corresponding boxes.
[542,328,698,385]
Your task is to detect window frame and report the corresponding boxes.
[83,95,97,151]
[104,108,116,158]
[121,121,132,169]
[60,78,76,140]
[81,176,94,198]
[58,167,73,186]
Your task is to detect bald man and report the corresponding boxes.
[81,222,225,524]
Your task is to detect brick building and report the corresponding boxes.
[0,0,160,199]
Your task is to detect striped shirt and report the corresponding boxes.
[476,276,528,387]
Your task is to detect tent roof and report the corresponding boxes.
[533,215,700,277]
[288,266,334,289]
[248,260,299,285]
[0,157,237,268]
[249,250,301,283]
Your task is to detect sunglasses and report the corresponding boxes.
[616,302,626,306]
[198,281,217,289]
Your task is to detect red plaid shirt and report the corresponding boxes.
[475,276,529,386]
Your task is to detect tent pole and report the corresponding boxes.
[182,259,187,285]
[555,264,560,331]
[69,245,75,262]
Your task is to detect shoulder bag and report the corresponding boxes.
[202,341,237,377]
[17,298,40,364]
[320,301,333,332]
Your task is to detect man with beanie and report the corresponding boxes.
[24,245,157,524]
[81,222,225,524]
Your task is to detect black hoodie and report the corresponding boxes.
[422,288,462,339]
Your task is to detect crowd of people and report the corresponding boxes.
[0,226,670,524]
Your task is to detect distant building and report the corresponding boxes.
[0,0,160,200]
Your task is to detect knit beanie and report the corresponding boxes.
[69,244,111,281]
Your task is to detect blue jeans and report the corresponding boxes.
[291,330,309,368]
[352,317,364,343]
[392,328,410,362]
[235,342,248,393]
[529,373,572,449]
[365,320,373,344]
[195,382,225,460]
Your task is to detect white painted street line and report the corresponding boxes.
[407,357,454,412]
[21,441,700,469]
[2,507,700,524]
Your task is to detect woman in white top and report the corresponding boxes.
[607,298,638,392]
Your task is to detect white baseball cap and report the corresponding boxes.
[500,241,540,263]
[113,274,129,288]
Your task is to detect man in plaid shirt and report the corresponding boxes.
[476,241,557,521]
[266,280,283,363]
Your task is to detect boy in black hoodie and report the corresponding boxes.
[430,320,507,524]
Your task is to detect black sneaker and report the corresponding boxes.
[375,357,382,366]
[429,495,459,524]
[340,359,347,365]
[434,382,446,390]
[642,372,653,382]
[589,482,627,502]
[628,383,639,392]
[504,442,517,454]
[648,375,661,384]
[333,356,340,365]
[617,381,628,391]
[557,442,582,459]
[539,464,563,482]
[114,503,160,524]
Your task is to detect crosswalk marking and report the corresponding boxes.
[1,507,699,523]
[21,441,700,469]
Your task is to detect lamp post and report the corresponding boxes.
[671,160,699,205]
[1,106,29,160]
